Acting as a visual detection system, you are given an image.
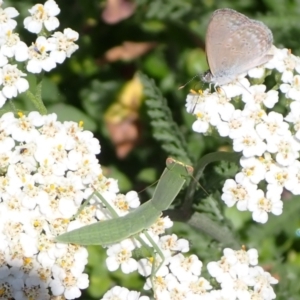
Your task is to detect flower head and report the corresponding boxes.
[24,0,60,34]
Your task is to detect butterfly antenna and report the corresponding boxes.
[178,74,199,90]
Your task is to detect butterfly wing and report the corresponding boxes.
[205,9,273,85]
[223,19,273,72]
[205,8,251,77]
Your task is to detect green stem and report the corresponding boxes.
[26,74,47,115]
[183,151,241,212]
[8,99,17,112]
[188,212,240,249]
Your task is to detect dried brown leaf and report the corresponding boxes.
[102,0,136,24]
[104,41,156,62]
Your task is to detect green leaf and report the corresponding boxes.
[47,103,97,131]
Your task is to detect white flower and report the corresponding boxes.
[22,183,46,210]
[265,47,300,84]
[238,156,266,184]
[169,253,202,282]
[187,277,212,297]
[185,90,211,114]
[106,239,138,274]
[48,28,79,64]
[264,46,286,70]
[0,30,29,62]
[34,134,69,168]
[111,190,140,216]
[167,281,190,299]
[242,85,279,108]
[8,112,43,143]
[233,127,267,157]
[0,64,29,99]
[257,152,274,173]
[222,248,258,277]
[154,273,179,295]
[233,248,258,265]
[0,6,18,33]
[50,269,89,299]
[26,36,56,73]
[221,175,257,211]
[265,163,290,194]
[246,266,278,299]
[159,234,189,258]
[217,109,248,138]
[268,48,300,83]
[207,257,236,283]
[251,266,278,299]
[149,216,173,236]
[256,111,290,141]
[266,133,300,166]
[214,90,235,121]
[242,103,266,124]
[281,54,300,83]
[192,113,210,133]
[58,191,78,219]
[71,129,101,156]
[280,74,300,101]
[248,189,283,223]
[192,100,221,133]
[6,164,34,189]
[220,274,251,300]
[24,0,60,34]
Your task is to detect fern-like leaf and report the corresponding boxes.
[139,72,192,165]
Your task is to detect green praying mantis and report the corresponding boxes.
[56,158,193,246]
[56,158,193,288]
[55,151,241,289]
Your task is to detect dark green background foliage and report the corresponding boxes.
[6,0,300,299]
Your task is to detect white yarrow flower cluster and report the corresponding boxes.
[186,46,300,223]
[101,240,277,300]
[207,247,278,300]
[0,111,110,299]
[0,0,78,107]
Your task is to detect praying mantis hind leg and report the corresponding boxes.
[142,231,166,298]
[71,189,98,220]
